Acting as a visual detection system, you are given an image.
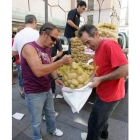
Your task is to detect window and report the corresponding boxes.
[88,0,94,11]
[87,15,93,25]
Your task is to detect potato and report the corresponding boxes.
[71,79,79,86]
[68,73,78,79]
[70,68,76,73]
[65,70,70,75]
[77,84,84,88]
[77,68,83,75]
[71,62,78,70]
[64,81,69,87]
[70,84,75,89]
[67,80,71,84]
[63,74,68,81]
[84,78,91,85]
[82,75,86,81]
[84,80,89,85]
[77,76,84,84]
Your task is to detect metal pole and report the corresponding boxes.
[97,0,100,23]
[45,0,48,23]
[28,0,30,11]
[97,0,104,23]
[98,4,101,22]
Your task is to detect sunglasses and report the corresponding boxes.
[42,27,57,42]
[47,34,57,42]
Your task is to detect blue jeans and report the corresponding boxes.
[86,94,121,140]
[25,90,56,140]
[16,64,24,87]
[67,38,71,55]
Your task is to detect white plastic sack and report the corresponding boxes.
[62,82,93,113]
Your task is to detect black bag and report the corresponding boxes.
[12,56,16,62]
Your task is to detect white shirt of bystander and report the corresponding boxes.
[12,27,39,56]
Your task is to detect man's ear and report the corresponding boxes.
[95,31,99,37]
[33,21,36,25]
[42,31,47,37]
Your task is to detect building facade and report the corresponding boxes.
[79,0,122,27]
[12,0,123,34]
[12,0,72,34]
[118,0,129,35]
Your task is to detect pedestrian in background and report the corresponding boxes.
[12,26,25,98]
[64,1,86,54]
[12,14,39,98]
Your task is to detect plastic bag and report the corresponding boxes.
[62,82,93,113]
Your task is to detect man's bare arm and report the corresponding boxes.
[67,20,79,30]
[51,70,58,79]
[100,64,128,82]
[51,70,64,87]
[22,44,72,77]
[122,48,128,54]
[90,64,128,88]
[52,50,63,62]
[12,50,19,56]
[57,50,63,58]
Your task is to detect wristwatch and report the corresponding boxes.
[54,77,59,81]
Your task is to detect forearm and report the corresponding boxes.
[51,70,58,79]
[67,20,79,30]
[122,48,128,54]
[57,50,63,58]
[100,64,128,82]
[52,50,63,62]
[35,59,64,77]
[12,50,18,56]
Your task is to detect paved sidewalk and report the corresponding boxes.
[12,74,128,140]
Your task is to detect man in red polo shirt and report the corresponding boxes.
[78,24,128,140]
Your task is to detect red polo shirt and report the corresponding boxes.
[94,39,128,102]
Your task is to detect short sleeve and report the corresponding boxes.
[105,40,128,68]
[67,10,76,21]
[35,31,39,39]
[12,35,18,51]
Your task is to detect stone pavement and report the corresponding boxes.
[12,72,128,140]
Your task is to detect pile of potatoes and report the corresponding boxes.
[71,37,84,48]
[71,37,93,63]
[57,62,94,77]
[72,52,93,63]
[78,63,94,76]
[75,31,78,36]
[95,22,118,42]
[61,62,91,89]
[95,22,117,30]
[56,67,63,77]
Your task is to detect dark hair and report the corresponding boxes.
[77,24,97,38]
[25,14,37,24]
[77,1,87,8]
[39,22,59,35]
[12,34,15,38]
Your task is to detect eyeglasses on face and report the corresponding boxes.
[42,27,57,42]
[47,34,57,42]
